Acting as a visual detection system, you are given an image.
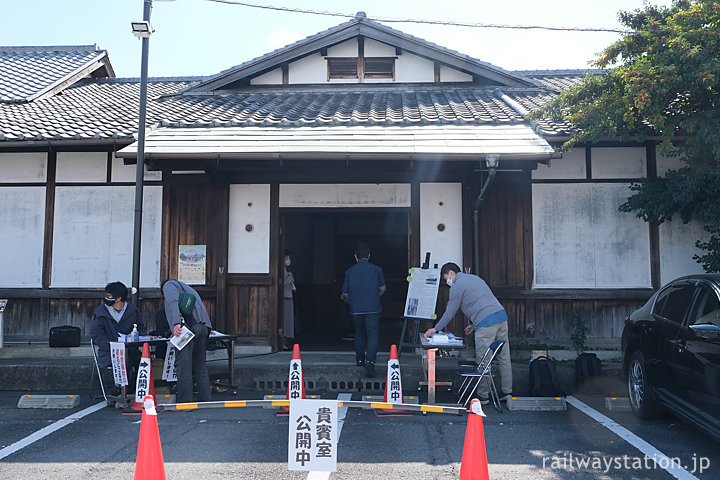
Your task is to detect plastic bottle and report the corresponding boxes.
[132,323,139,342]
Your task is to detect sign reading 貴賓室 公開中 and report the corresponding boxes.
[288,399,337,472]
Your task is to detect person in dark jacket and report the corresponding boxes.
[90,281,146,368]
[341,242,386,378]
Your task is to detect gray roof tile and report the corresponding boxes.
[0,45,113,103]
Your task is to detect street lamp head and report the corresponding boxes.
[131,21,154,38]
[485,154,500,169]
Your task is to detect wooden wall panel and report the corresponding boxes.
[224,285,271,335]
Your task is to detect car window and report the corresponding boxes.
[688,285,720,327]
[657,284,695,324]
[652,285,672,316]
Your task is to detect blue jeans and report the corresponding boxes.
[353,312,380,363]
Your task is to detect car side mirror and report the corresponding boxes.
[689,323,720,339]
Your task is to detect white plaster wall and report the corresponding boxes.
[327,38,357,57]
[532,183,651,288]
[0,187,45,287]
[532,148,586,180]
[440,65,472,83]
[420,183,463,269]
[111,157,162,182]
[364,38,395,56]
[657,153,686,176]
[591,147,646,179]
[659,219,708,284]
[51,186,162,287]
[250,68,283,85]
[279,184,411,208]
[395,52,435,83]
[56,152,107,183]
[228,184,270,273]
[289,53,329,84]
[0,152,47,182]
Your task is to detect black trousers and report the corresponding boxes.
[174,323,212,403]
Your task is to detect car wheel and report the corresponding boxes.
[627,351,661,419]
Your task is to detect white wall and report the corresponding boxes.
[56,152,107,183]
[250,68,283,85]
[228,184,270,273]
[395,52,434,83]
[0,152,47,182]
[591,147,646,179]
[532,183,651,288]
[659,219,708,284]
[279,184,410,208]
[51,186,162,287]
[420,183,463,269]
[289,53,328,84]
[657,153,686,176]
[0,187,46,287]
[532,148,586,180]
[440,65,472,83]
[111,157,162,182]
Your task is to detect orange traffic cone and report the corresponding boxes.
[280,344,305,414]
[383,344,404,404]
[459,399,490,480]
[131,343,156,411]
[134,395,166,480]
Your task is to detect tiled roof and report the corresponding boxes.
[0,79,580,143]
[513,69,605,92]
[0,45,113,103]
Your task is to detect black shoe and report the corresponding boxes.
[499,392,513,401]
[364,361,376,378]
[356,359,365,367]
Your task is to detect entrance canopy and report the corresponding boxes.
[116,124,558,162]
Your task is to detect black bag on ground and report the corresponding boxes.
[575,352,603,387]
[528,355,563,397]
[49,325,81,347]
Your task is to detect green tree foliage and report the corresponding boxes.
[533,0,720,271]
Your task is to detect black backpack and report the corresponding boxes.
[575,352,603,387]
[528,355,563,397]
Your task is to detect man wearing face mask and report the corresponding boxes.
[90,281,146,392]
[282,250,297,350]
[425,262,512,404]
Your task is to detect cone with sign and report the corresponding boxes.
[459,399,490,480]
[134,395,166,480]
[278,343,305,415]
[376,344,413,416]
[131,342,155,411]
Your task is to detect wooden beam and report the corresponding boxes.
[281,63,289,85]
[357,36,365,83]
[434,62,441,83]
[41,151,56,289]
[269,183,280,350]
[647,143,660,289]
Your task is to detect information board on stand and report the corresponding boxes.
[403,266,441,321]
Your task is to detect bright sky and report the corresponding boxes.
[1,0,673,78]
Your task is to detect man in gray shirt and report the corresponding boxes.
[425,262,512,403]
[162,279,212,403]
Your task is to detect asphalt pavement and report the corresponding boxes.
[0,387,717,479]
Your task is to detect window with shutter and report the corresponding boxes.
[364,57,395,79]
[327,58,358,79]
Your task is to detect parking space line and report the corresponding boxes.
[0,401,106,461]
[306,393,352,480]
[566,396,700,480]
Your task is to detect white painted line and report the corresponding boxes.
[0,401,106,461]
[566,396,700,480]
[306,393,352,480]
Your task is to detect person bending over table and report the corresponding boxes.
[425,262,512,404]
[162,279,212,403]
[90,281,147,393]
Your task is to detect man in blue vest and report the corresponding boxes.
[425,262,512,403]
[341,242,386,378]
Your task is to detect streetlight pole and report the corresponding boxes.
[130,0,153,306]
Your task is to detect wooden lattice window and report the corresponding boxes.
[364,57,395,79]
[327,58,358,79]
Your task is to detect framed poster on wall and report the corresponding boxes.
[178,245,206,285]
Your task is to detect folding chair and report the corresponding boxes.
[89,338,108,402]
[456,340,505,412]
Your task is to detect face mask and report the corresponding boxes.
[446,278,453,287]
[285,259,291,267]
[104,297,115,306]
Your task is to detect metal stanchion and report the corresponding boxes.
[0,299,7,348]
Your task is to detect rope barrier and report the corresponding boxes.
[155,399,466,415]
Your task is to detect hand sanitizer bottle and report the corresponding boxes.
[132,324,139,342]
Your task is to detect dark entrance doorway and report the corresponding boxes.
[281,210,409,351]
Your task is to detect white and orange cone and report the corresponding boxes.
[134,395,166,480]
[131,342,155,411]
[281,344,305,414]
[459,399,490,480]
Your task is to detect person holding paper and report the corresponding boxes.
[90,281,146,393]
[341,242,386,378]
[162,279,212,403]
[425,263,512,404]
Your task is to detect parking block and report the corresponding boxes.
[506,396,566,411]
[604,397,631,412]
[17,394,80,409]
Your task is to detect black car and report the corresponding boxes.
[621,274,720,441]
